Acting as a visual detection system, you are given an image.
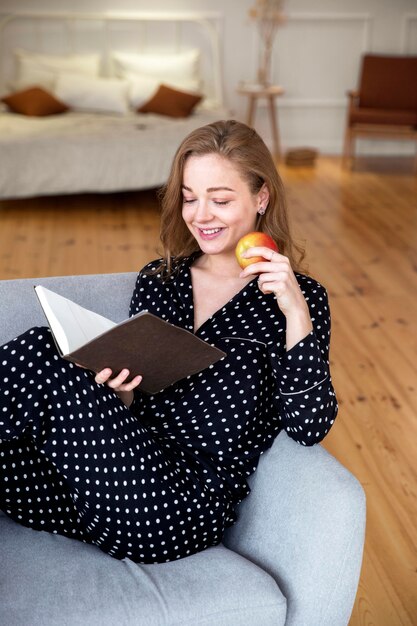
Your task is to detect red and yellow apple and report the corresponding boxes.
[235,231,279,269]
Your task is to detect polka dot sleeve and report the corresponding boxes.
[268,282,338,446]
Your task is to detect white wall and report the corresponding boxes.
[1,0,416,155]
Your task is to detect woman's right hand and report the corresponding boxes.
[94,368,143,408]
[94,368,142,392]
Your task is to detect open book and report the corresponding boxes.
[34,286,226,394]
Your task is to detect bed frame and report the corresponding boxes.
[0,10,224,106]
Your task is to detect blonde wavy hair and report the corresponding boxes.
[155,119,306,277]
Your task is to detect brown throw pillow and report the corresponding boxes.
[138,84,202,118]
[2,86,69,116]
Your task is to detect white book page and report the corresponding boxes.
[35,286,116,355]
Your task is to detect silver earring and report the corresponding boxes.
[258,206,266,215]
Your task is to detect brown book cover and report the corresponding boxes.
[34,286,226,394]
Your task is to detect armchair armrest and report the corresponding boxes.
[0,273,137,346]
[346,90,360,99]
[346,90,360,111]
[223,432,366,626]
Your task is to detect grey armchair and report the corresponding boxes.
[0,272,366,626]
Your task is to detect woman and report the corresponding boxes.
[0,120,337,564]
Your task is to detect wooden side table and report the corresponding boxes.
[237,84,285,160]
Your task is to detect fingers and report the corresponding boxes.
[241,246,281,262]
[240,256,292,280]
[95,368,143,391]
[256,268,309,319]
[118,376,143,392]
[238,250,305,311]
[257,274,290,295]
[95,368,113,384]
[240,249,309,320]
[240,262,288,278]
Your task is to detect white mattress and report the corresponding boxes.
[0,109,227,199]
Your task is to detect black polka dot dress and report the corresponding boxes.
[0,254,338,563]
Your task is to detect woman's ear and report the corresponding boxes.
[257,184,270,211]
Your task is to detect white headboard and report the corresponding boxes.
[0,10,224,105]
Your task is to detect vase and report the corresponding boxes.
[257,40,273,87]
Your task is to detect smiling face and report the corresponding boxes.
[181,153,269,262]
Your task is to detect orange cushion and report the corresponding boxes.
[2,86,69,116]
[138,84,202,118]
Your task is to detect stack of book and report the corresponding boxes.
[285,148,318,167]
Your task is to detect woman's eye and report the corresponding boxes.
[214,200,230,206]
[183,198,196,204]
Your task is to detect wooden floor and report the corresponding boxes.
[1,156,416,625]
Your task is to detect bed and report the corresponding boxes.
[0,11,227,199]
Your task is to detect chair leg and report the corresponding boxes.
[414,141,417,174]
[343,126,353,168]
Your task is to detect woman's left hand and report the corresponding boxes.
[239,246,313,349]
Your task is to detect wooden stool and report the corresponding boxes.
[237,84,285,159]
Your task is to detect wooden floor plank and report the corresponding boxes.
[0,156,416,625]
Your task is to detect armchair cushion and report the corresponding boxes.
[0,511,286,626]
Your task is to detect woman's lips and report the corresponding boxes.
[197,227,225,241]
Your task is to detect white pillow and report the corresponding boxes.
[126,73,201,109]
[13,49,101,91]
[55,73,129,115]
[112,49,201,82]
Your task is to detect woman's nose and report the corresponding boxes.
[194,200,213,222]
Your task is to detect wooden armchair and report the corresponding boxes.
[343,54,417,169]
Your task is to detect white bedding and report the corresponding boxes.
[0,109,226,199]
